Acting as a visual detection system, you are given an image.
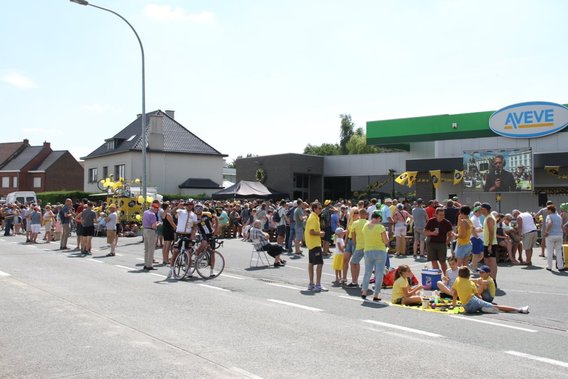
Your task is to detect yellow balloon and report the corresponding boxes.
[145,196,153,203]
[119,177,124,182]
[137,195,144,204]
[134,178,141,184]
[99,179,105,185]
[105,177,111,182]
[135,214,141,221]
[115,181,123,188]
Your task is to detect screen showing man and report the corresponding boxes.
[463,149,532,192]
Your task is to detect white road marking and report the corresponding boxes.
[150,273,166,278]
[222,274,246,280]
[267,299,323,312]
[339,295,365,302]
[284,265,305,271]
[115,265,136,271]
[266,283,304,291]
[135,258,144,261]
[229,367,264,379]
[86,259,104,263]
[450,315,537,333]
[198,284,231,292]
[506,289,568,297]
[362,319,444,338]
[0,270,11,277]
[505,351,568,368]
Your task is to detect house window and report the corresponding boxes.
[33,177,42,188]
[13,177,18,187]
[88,168,98,183]
[102,166,108,179]
[106,140,115,151]
[2,177,9,188]
[114,164,125,180]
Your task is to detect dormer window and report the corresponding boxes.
[106,140,115,151]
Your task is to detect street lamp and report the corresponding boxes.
[70,0,147,208]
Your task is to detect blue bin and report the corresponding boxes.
[421,269,442,290]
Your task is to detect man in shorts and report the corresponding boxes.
[412,198,428,258]
[104,204,118,256]
[425,208,454,273]
[480,203,498,284]
[304,201,327,292]
[348,208,368,287]
[513,209,538,266]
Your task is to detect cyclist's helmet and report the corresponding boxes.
[186,198,194,205]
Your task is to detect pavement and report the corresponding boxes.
[1,232,567,378]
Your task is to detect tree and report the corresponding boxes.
[346,133,380,154]
[303,143,341,156]
[339,114,355,154]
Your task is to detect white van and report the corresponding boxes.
[6,191,37,205]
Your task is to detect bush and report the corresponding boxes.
[38,191,93,205]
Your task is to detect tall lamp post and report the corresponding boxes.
[70,0,147,208]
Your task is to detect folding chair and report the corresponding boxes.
[250,239,271,267]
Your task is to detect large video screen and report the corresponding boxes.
[463,148,532,192]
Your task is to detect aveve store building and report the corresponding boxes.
[366,101,568,211]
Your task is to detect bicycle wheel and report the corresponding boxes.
[196,250,225,279]
[173,252,189,279]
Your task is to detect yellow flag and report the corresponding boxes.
[407,171,418,187]
[395,172,408,185]
[453,170,464,185]
[545,166,560,176]
[430,170,441,189]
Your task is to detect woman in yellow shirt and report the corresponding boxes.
[360,210,390,301]
[455,206,473,267]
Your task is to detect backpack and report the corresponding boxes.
[272,208,281,223]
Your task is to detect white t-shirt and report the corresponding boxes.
[335,237,345,254]
[445,267,459,288]
[106,212,117,231]
[470,214,483,241]
[176,209,197,234]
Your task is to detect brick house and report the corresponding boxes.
[0,140,84,197]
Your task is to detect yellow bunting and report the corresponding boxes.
[395,172,408,185]
[430,170,441,189]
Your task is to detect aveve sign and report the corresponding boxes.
[489,101,568,138]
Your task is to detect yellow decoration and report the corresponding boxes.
[145,196,153,203]
[406,171,418,188]
[134,178,141,184]
[135,214,141,221]
[137,195,144,204]
[395,172,408,185]
[430,170,441,189]
[453,170,464,185]
[545,166,560,176]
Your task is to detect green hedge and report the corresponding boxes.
[37,191,93,205]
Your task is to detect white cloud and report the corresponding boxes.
[144,4,214,23]
[1,72,37,89]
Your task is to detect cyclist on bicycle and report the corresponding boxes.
[194,203,219,277]
[167,200,197,279]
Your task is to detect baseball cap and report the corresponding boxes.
[324,200,332,206]
[479,265,491,273]
[481,203,492,211]
[335,227,345,235]
[473,206,481,212]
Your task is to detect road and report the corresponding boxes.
[1,233,567,378]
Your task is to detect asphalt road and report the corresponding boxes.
[1,232,567,378]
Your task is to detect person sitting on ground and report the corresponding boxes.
[391,264,423,305]
[437,257,459,297]
[474,265,496,303]
[249,220,286,267]
[452,266,528,314]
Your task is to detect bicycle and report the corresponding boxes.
[171,235,197,279]
[194,237,225,279]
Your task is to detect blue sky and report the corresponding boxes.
[2,0,567,163]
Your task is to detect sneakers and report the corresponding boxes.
[166,269,173,280]
[307,283,315,291]
[347,283,359,288]
[481,306,499,314]
[519,306,530,314]
[314,285,328,292]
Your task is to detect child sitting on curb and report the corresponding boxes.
[474,265,496,303]
[452,266,529,314]
[391,264,423,305]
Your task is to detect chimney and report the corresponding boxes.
[23,139,29,145]
[165,110,175,119]
[43,141,51,148]
[147,112,164,151]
